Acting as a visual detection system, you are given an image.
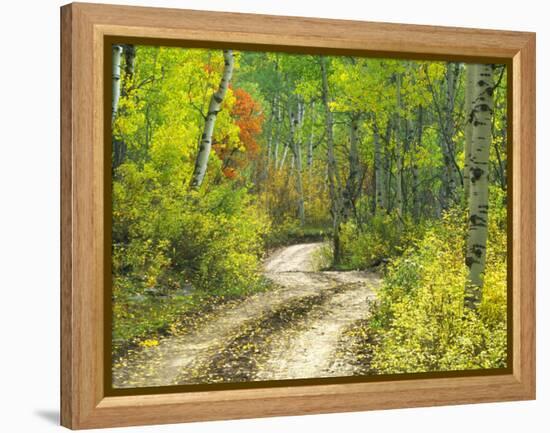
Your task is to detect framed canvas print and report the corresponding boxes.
[60,2,536,429]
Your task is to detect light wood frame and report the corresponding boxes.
[61,2,536,429]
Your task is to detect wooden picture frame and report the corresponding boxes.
[61,2,536,429]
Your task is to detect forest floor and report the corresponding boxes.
[112,242,380,388]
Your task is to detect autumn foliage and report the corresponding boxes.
[111,45,509,375]
[213,87,264,178]
[232,88,264,157]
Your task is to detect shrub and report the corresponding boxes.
[366,193,507,374]
[112,160,271,353]
[339,211,425,270]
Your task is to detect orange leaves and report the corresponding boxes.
[213,87,264,179]
[232,88,264,158]
[203,63,214,75]
[223,167,238,179]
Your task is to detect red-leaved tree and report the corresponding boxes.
[213,87,264,178]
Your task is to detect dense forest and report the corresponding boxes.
[111,44,508,384]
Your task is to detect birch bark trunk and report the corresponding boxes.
[272,104,282,169]
[279,141,290,171]
[289,102,306,225]
[111,45,124,123]
[263,94,278,181]
[189,50,234,189]
[307,102,315,172]
[465,63,494,309]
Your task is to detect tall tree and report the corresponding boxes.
[190,50,235,189]
[342,112,361,221]
[263,94,277,179]
[272,102,283,169]
[111,45,124,123]
[465,63,494,309]
[306,101,316,171]
[289,100,306,225]
[320,56,343,265]
[425,62,462,209]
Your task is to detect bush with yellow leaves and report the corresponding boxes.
[366,188,507,373]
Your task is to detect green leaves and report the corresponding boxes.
[112,46,272,356]
[111,45,508,378]
[365,204,507,374]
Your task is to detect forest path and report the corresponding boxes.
[243,243,379,381]
[112,242,379,388]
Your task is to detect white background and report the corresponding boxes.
[1,0,546,431]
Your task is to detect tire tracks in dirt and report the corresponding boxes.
[112,242,379,388]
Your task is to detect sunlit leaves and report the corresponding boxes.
[111,45,509,379]
[365,199,507,373]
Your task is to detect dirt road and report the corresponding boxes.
[112,242,379,388]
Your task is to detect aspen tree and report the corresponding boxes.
[289,100,305,225]
[111,45,124,123]
[190,50,234,189]
[320,55,343,265]
[465,63,494,308]
[343,113,361,220]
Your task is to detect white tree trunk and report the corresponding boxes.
[465,63,494,308]
[111,45,124,123]
[279,142,289,170]
[272,104,282,169]
[307,102,315,172]
[190,50,234,189]
[289,105,305,225]
[265,96,276,162]
[263,94,278,181]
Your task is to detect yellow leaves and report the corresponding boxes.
[426,62,446,81]
[139,338,159,348]
[338,71,349,82]
[114,99,145,138]
[365,205,507,374]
